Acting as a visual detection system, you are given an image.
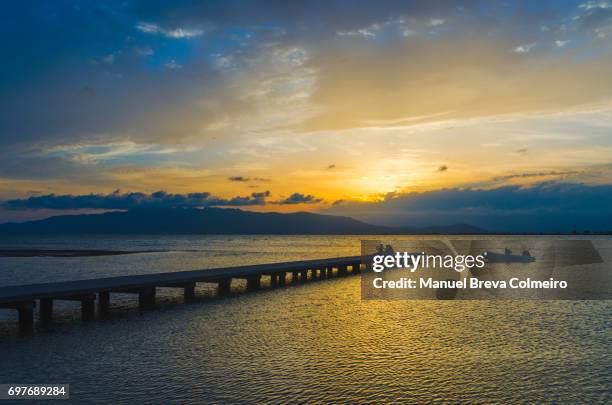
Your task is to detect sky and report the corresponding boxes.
[1,0,612,231]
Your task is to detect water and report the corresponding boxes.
[0,235,363,286]
[0,235,610,403]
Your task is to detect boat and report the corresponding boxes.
[483,248,535,263]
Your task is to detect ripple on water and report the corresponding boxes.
[0,276,609,403]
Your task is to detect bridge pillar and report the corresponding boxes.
[81,297,95,321]
[218,278,232,295]
[14,301,35,335]
[352,264,361,274]
[40,298,53,324]
[247,275,261,291]
[278,272,286,286]
[53,294,96,321]
[184,283,196,303]
[300,270,308,282]
[138,287,156,310]
[292,271,299,284]
[98,291,110,317]
[339,266,348,276]
[270,274,278,288]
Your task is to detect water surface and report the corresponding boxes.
[0,235,609,403]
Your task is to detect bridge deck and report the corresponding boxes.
[0,256,363,333]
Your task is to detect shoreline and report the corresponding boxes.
[0,249,165,258]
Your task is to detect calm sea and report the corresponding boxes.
[0,235,610,403]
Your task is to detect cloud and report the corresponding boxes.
[164,60,182,70]
[135,22,160,34]
[2,0,612,199]
[4,1,612,157]
[43,141,191,164]
[223,190,270,206]
[77,86,95,97]
[0,151,102,181]
[272,193,323,205]
[228,176,270,182]
[2,190,272,210]
[491,170,581,182]
[102,53,115,64]
[250,191,271,199]
[579,1,612,10]
[516,148,528,154]
[135,22,204,38]
[303,31,612,132]
[437,165,448,172]
[514,43,536,53]
[327,164,336,169]
[336,15,434,40]
[136,47,154,56]
[555,40,570,47]
[325,182,612,232]
[337,23,381,38]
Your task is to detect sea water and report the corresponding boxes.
[0,235,609,403]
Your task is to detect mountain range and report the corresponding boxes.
[0,207,486,235]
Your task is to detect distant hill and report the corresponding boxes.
[0,207,487,235]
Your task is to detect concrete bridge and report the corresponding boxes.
[0,256,362,334]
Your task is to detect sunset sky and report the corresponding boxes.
[1,0,612,230]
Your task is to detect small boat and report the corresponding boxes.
[375,244,394,255]
[483,248,535,263]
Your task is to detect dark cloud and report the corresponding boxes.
[78,86,96,97]
[3,190,271,210]
[0,152,101,181]
[223,190,270,206]
[437,165,448,172]
[327,164,335,169]
[325,182,612,232]
[492,170,580,182]
[228,176,270,182]
[251,191,271,199]
[0,0,256,154]
[1,0,610,204]
[0,0,464,151]
[516,148,528,154]
[273,192,323,205]
[2,0,602,153]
